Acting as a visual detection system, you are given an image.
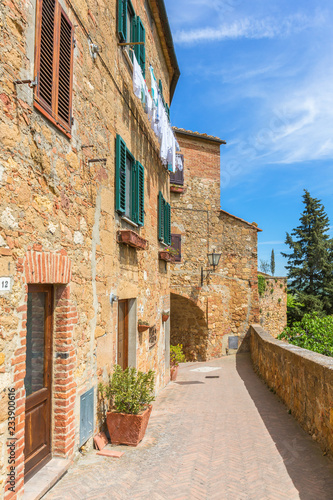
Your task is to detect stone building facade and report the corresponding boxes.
[0,0,179,496]
[170,129,261,361]
[258,273,287,338]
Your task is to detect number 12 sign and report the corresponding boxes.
[0,277,11,291]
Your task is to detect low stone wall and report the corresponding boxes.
[251,324,333,457]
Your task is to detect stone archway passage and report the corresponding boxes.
[170,292,209,362]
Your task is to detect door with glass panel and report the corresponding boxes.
[24,285,53,479]
[118,300,128,369]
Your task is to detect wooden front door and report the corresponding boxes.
[118,300,128,369]
[24,285,53,480]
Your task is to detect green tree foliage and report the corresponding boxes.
[278,313,333,357]
[286,293,304,325]
[281,190,333,317]
[270,249,275,276]
[259,259,270,274]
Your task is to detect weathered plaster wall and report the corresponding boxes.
[0,0,174,496]
[170,132,260,361]
[251,324,333,458]
[258,274,287,338]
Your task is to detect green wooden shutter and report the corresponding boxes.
[137,161,144,226]
[118,0,127,41]
[158,191,164,241]
[131,160,138,223]
[164,202,171,245]
[116,134,126,213]
[134,16,145,76]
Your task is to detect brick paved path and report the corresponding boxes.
[45,354,333,500]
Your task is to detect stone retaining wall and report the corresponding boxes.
[258,274,287,338]
[251,324,333,457]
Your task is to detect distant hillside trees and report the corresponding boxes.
[281,190,333,321]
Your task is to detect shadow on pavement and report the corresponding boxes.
[236,352,333,500]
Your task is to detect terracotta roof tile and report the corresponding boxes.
[173,127,226,145]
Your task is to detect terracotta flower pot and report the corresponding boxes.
[170,364,179,381]
[106,405,152,446]
[159,251,175,263]
[170,186,185,193]
[138,324,149,332]
[117,230,147,250]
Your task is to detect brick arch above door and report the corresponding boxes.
[24,248,72,284]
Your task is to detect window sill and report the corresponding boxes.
[34,100,71,140]
[121,216,138,228]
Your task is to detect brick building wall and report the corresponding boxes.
[170,129,260,361]
[0,0,178,496]
[258,274,287,338]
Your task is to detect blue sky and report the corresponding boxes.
[166,0,333,276]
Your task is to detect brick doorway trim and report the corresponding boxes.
[9,249,77,499]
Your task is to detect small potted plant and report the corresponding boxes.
[138,319,150,332]
[162,310,170,322]
[170,344,186,381]
[159,246,178,263]
[99,365,155,446]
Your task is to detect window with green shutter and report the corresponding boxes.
[134,16,145,76]
[118,0,135,44]
[158,191,164,242]
[118,0,127,41]
[158,192,170,245]
[137,162,144,226]
[116,135,145,226]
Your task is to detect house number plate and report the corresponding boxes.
[0,277,11,291]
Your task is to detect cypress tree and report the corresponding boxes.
[281,190,333,316]
[270,249,275,276]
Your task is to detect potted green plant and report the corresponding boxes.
[99,365,155,446]
[162,310,170,322]
[170,344,186,381]
[138,319,150,332]
[159,246,178,263]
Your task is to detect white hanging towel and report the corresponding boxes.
[176,153,183,171]
[133,54,144,99]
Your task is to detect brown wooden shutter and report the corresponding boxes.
[36,0,56,112]
[171,234,181,262]
[34,0,73,135]
[57,9,73,128]
[170,155,184,185]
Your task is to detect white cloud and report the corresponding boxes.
[174,13,324,45]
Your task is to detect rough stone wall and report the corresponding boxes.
[170,132,260,361]
[0,0,174,496]
[258,274,287,337]
[251,324,333,458]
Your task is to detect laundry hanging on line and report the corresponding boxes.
[132,52,177,173]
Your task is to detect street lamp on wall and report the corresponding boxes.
[201,251,222,286]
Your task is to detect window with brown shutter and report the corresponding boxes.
[170,154,184,185]
[171,234,181,262]
[34,0,74,137]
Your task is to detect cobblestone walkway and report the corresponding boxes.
[45,354,333,500]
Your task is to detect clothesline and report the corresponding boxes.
[132,52,184,173]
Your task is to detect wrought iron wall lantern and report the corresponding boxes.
[201,251,221,286]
